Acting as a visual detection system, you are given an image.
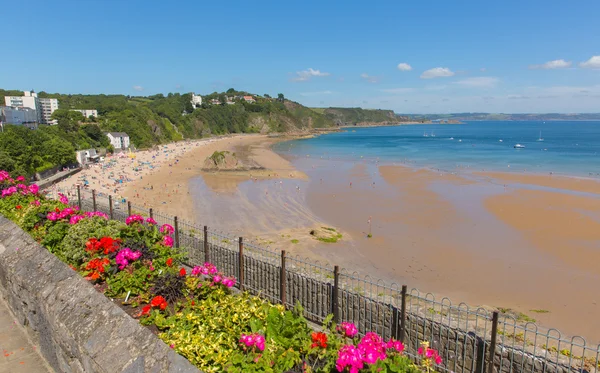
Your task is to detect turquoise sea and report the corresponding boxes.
[274,121,600,177]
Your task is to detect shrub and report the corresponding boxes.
[59,217,123,265]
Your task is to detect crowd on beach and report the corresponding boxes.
[46,138,227,204]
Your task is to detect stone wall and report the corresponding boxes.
[0,215,201,373]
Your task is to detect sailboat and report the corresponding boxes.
[423,131,429,137]
[537,131,544,142]
[431,131,436,137]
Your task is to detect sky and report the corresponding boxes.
[2,0,600,114]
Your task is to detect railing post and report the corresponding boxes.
[399,285,408,343]
[127,201,132,216]
[92,189,97,211]
[108,195,114,219]
[174,216,180,248]
[149,208,153,219]
[280,250,287,307]
[487,311,500,373]
[332,265,340,323]
[77,185,82,210]
[203,225,209,262]
[238,237,244,290]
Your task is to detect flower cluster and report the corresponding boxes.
[418,341,443,365]
[337,322,358,338]
[115,248,142,270]
[336,345,363,373]
[150,295,168,310]
[58,193,69,205]
[125,214,145,225]
[84,258,110,281]
[239,333,265,352]
[334,324,411,372]
[191,262,236,288]
[47,207,78,221]
[162,235,174,247]
[311,332,328,349]
[69,211,109,225]
[2,184,39,197]
[146,217,157,225]
[85,237,120,255]
[160,224,174,235]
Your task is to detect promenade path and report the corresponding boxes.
[0,296,52,373]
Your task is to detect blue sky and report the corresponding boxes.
[2,0,600,113]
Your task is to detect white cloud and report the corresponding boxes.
[360,73,380,83]
[291,68,330,82]
[507,95,530,100]
[299,90,333,96]
[133,85,144,91]
[529,59,572,69]
[380,88,413,94]
[420,67,454,79]
[579,56,600,69]
[397,63,412,71]
[454,77,499,88]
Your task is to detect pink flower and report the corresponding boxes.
[221,277,236,288]
[160,224,174,235]
[30,200,40,206]
[336,344,364,373]
[15,176,25,182]
[162,235,174,247]
[58,193,69,205]
[386,339,405,353]
[125,214,144,225]
[115,248,142,270]
[212,275,222,284]
[28,184,39,194]
[337,322,358,338]
[239,333,265,352]
[146,217,157,225]
[69,215,85,225]
[191,266,202,276]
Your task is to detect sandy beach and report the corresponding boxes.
[52,135,600,341]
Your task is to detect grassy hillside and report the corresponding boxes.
[313,107,398,125]
[0,88,334,176]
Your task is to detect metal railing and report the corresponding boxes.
[50,186,599,373]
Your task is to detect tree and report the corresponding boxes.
[277,93,285,102]
[226,88,236,94]
[264,94,271,99]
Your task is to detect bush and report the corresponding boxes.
[58,217,123,265]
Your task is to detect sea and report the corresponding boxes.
[274,121,600,177]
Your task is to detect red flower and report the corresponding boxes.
[141,305,151,316]
[55,207,60,212]
[166,258,173,267]
[310,332,328,349]
[15,205,22,210]
[179,268,186,277]
[85,238,101,253]
[150,295,168,310]
[99,237,120,254]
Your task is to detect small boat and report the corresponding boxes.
[514,144,525,149]
[537,131,544,142]
[423,131,429,137]
[458,139,462,142]
[431,131,436,137]
[499,139,503,142]
[449,137,454,140]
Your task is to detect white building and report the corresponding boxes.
[106,132,130,151]
[3,91,59,124]
[191,93,202,108]
[0,107,38,129]
[38,97,59,124]
[71,109,98,118]
[75,149,100,165]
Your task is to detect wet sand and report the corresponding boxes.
[102,135,600,341]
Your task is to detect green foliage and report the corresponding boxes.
[159,294,272,373]
[58,217,123,265]
[105,265,156,299]
[322,107,397,124]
